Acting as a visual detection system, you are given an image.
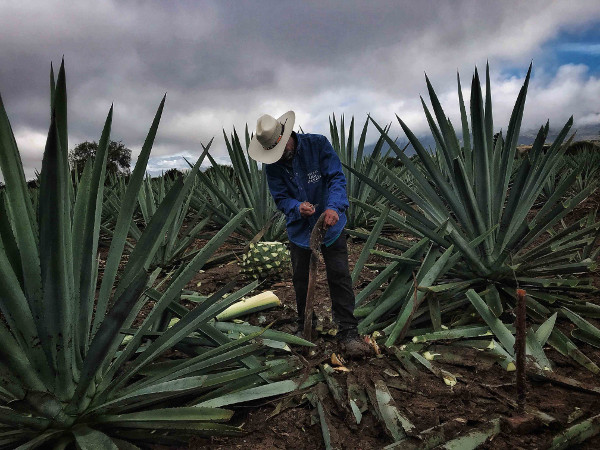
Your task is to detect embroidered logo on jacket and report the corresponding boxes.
[307,170,321,184]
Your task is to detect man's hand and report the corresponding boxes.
[299,202,316,218]
[323,209,339,228]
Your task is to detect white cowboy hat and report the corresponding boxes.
[248,111,295,164]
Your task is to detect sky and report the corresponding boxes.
[1,0,600,180]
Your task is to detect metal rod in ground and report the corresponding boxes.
[303,213,326,342]
[515,288,527,413]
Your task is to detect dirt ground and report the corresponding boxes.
[162,220,600,449]
[104,191,600,450]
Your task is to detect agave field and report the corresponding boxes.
[1,60,600,449]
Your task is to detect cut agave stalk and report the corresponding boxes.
[215,291,281,321]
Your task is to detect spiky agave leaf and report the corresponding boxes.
[329,114,393,229]
[564,141,600,197]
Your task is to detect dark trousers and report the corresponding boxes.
[289,232,358,332]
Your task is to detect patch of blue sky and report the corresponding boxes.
[497,22,600,81]
[559,43,600,56]
[497,65,530,81]
[143,153,231,176]
[545,23,600,73]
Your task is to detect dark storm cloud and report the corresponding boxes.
[1,0,600,180]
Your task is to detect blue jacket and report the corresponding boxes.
[265,133,349,248]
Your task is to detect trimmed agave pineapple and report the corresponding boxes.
[240,241,291,279]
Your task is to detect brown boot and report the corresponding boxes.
[339,328,371,359]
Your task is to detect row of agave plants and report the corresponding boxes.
[97,86,600,275]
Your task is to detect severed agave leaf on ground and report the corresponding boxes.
[383,368,400,377]
[412,326,494,343]
[550,412,600,450]
[319,364,348,411]
[212,321,315,347]
[411,352,459,387]
[347,374,368,427]
[372,378,415,441]
[439,418,502,450]
[195,372,323,408]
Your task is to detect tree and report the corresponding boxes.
[204,163,235,181]
[163,167,184,181]
[69,140,131,175]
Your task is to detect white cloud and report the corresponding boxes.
[7,127,47,180]
[144,151,231,177]
[1,0,600,182]
[507,64,599,132]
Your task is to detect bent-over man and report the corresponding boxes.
[248,111,369,357]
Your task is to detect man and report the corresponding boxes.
[248,111,369,357]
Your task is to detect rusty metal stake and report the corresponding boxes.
[515,288,527,413]
[303,213,326,342]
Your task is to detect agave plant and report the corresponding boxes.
[329,114,392,230]
[565,141,600,197]
[103,167,213,270]
[0,61,304,448]
[191,126,287,242]
[348,64,600,371]
[99,171,128,244]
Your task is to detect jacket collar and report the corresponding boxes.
[275,132,302,167]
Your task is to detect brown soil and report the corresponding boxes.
[102,197,600,450]
[160,232,600,449]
